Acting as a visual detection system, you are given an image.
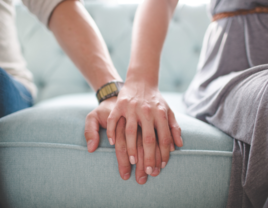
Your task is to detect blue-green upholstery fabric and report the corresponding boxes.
[0,93,233,208]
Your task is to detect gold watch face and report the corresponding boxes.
[97,83,118,101]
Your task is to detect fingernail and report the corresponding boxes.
[108,138,114,145]
[139,176,147,184]
[146,166,153,175]
[161,162,166,169]
[170,143,175,151]
[87,140,93,152]
[129,156,135,164]
[124,173,130,180]
[152,167,160,175]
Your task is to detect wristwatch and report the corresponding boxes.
[96,80,124,103]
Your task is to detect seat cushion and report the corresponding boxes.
[0,92,233,208]
[1,92,233,151]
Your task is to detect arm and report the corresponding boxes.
[107,0,183,175]
[127,0,178,86]
[48,0,123,152]
[49,0,122,91]
[22,0,135,180]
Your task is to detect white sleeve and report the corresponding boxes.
[21,0,84,28]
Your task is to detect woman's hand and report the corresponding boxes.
[107,80,183,175]
[106,0,181,175]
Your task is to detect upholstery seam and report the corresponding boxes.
[0,142,232,156]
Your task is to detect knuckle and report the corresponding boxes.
[159,137,170,146]
[116,145,128,155]
[84,131,92,139]
[129,100,138,108]
[127,147,136,154]
[86,111,95,120]
[118,164,130,170]
[141,104,152,118]
[171,124,180,131]
[144,158,154,165]
[143,135,155,145]
[86,113,92,120]
[118,97,129,106]
[107,115,115,123]
[126,126,136,135]
[157,107,167,120]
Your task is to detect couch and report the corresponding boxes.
[0,2,234,208]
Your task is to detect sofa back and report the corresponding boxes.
[15,2,210,102]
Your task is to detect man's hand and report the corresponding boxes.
[85,96,117,152]
[115,117,162,184]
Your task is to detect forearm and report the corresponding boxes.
[49,0,122,91]
[127,0,178,86]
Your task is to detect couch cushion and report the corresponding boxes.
[0,92,233,208]
[0,93,233,152]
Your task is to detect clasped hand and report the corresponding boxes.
[85,80,183,184]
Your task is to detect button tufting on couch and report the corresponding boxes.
[0,2,234,208]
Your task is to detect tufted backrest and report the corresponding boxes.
[15,2,210,103]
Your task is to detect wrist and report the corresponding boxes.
[90,67,122,92]
[126,67,159,88]
[96,80,124,104]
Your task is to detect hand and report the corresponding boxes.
[85,97,162,184]
[84,96,117,152]
[107,80,183,175]
[115,117,162,184]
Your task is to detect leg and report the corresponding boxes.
[205,69,268,208]
[0,68,33,118]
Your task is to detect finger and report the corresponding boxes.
[141,118,156,175]
[170,134,176,152]
[115,117,131,180]
[168,110,183,147]
[107,105,123,145]
[154,107,172,168]
[125,112,138,165]
[151,140,161,177]
[135,127,148,185]
[84,111,100,153]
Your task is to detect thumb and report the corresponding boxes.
[85,111,100,153]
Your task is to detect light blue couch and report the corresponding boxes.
[0,2,234,208]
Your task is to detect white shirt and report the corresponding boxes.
[0,0,81,97]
